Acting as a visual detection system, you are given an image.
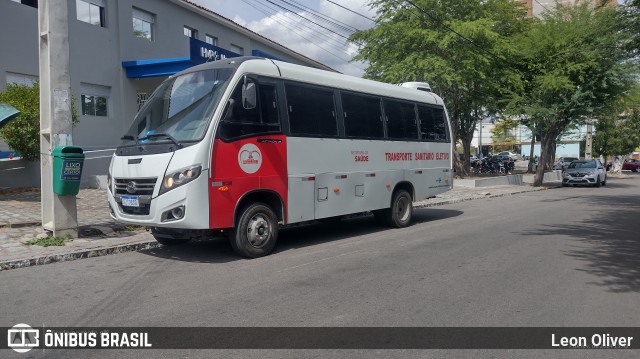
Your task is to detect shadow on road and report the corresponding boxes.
[139,208,463,264]
[520,193,640,293]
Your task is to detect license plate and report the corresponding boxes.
[121,196,139,207]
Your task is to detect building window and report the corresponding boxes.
[184,26,197,39]
[132,7,154,41]
[76,0,106,27]
[230,44,244,55]
[80,83,110,117]
[6,72,38,87]
[205,34,217,46]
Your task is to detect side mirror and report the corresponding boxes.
[242,80,257,110]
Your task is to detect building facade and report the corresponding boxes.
[517,0,617,17]
[0,0,332,157]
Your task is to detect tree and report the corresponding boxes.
[0,83,78,161]
[350,0,527,176]
[593,84,640,159]
[504,2,636,186]
[0,83,41,161]
[491,117,519,149]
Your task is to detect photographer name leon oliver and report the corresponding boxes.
[552,333,633,348]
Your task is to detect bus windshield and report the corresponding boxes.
[120,68,233,147]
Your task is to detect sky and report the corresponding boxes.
[192,0,628,77]
[192,0,375,77]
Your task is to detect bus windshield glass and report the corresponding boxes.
[120,68,233,146]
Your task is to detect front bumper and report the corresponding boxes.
[106,173,209,229]
[562,174,598,185]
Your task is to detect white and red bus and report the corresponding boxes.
[107,57,453,257]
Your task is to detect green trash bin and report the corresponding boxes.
[52,146,85,196]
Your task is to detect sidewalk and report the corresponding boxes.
[0,183,555,270]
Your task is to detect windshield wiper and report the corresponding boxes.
[120,135,139,144]
[139,133,183,148]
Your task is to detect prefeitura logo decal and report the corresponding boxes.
[238,143,262,174]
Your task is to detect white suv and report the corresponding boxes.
[497,151,522,161]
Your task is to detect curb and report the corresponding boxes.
[414,186,555,209]
[0,239,160,271]
[0,221,41,229]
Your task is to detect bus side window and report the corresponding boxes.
[418,105,448,142]
[384,100,419,141]
[342,92,384,139]
[218,80,280,141]
[285,83,337,137]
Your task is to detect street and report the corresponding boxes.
[1,175,639,358]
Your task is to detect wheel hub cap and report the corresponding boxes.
[247,215,269,248]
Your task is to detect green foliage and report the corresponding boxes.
[25,235,69,247]
[491,117,520,143]
[350,0,527,175]
[0,83,78,162]
[593,109,640,158]
[502,3,638,184]
[0,83,41,161]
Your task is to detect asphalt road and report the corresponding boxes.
[2,175,639,358]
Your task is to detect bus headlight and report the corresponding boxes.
[159,165,202,195]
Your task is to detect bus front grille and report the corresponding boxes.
[114,177,157,196]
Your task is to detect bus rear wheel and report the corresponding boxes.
[378,189,413,228]
[230,203,279,258]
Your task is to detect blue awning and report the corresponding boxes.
[122,57,192,79]
[122,38,287,79]
[122,38,241,78]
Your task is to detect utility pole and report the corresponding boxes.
[478,119,483,157]
[585,119,593,160]
[39,0,78,238]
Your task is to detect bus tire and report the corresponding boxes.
[230,203,278,258]
[384,189,413,228]
[150,227,192,246]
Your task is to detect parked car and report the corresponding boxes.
[562,159,607,187]
[553,157,579,170]
[497,151,523,161]
[622,158,640,172]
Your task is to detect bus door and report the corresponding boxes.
[210,77,287,229]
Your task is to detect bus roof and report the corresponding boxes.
[176,57,443,106]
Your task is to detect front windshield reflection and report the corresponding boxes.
[120,68,232,147]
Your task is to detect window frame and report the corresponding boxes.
[184,26,198,39]
[205,34,218,46]
[80,94,109,117]
[340,91,385,140]
[230,43,244,55]
[416,104,450,143]
[382,98,420,142]
[283,81,340,139]
[216,75,283,143]
[76,0,106,27]
[132,7,155,41]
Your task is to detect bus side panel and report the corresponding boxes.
[209,135,288,229]
[287,138,451,220]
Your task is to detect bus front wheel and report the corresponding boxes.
[230,203,279,258]
[381,189,413,228]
